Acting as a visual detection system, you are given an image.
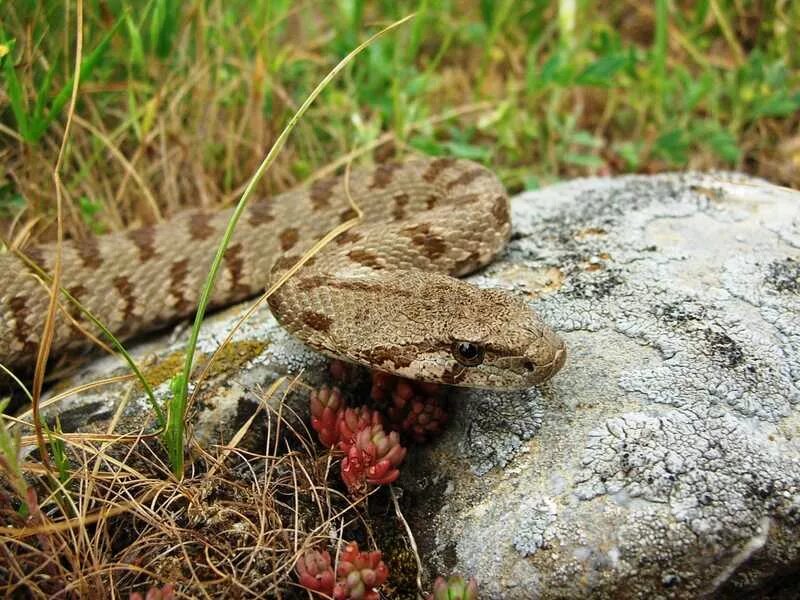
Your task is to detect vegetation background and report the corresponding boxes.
[1,1,799,598]
[1,0,798,245]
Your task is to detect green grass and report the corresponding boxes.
[1,1,798,233]
[0,11,124,144]
[0,398,27,516]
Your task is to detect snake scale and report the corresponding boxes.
[0,157,566,389]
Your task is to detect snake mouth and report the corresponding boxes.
[486,340,566,388]
[548,345,567,377]
[530,338,567,383]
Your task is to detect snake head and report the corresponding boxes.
[276,269,566,390]
[439,287,567,389]
[326,271,567,390]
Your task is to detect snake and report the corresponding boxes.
[0,157,566,389]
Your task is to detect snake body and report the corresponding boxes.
[0,158,565,388]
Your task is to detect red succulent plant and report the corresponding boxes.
[333,542,389,600]
[310,385,346,448]
[340,423,406,494]
[295,547,336,596]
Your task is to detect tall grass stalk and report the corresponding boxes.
[166,13,417,478]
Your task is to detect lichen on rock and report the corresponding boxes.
[403,173,800,599]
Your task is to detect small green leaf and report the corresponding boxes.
[683,72,713,112]
[570,130,602,148]
[409,135,445,156]
[654,129,689,165]
[538,51,572,87]
[78,196,107,234]
[564,153,605,168]
[615,141,642,170]
[291,159,311,180]
[576,53,630,87]
[0,183,25,217]
[751,93,800,118]
[522,175,540,190]
[697,122,741,164]
[442,141,491,162]
[461,21,488,44]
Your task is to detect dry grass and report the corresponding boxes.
[1,380,414,599]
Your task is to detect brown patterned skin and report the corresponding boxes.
[0,158,566,389]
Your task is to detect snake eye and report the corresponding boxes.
[452,341,484,366]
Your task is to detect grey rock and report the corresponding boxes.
[24,172,800,598]
[402,173,800,599]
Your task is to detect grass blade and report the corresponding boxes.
[0,37,31,140]
[653,0,668,107]
[169,12,417,479]
[32,56,59,125]
[0,398,28,516]
[37,14,126,141]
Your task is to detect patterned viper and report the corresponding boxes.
[0,157,566,389]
